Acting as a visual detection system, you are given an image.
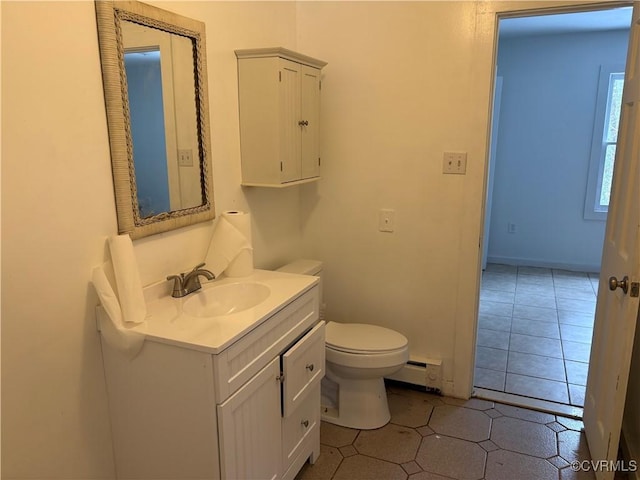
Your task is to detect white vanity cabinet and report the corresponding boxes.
[100,282,323,480]
[236,48,327,187]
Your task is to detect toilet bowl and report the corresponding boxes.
[277,260,409,430]
[323,321,409,429]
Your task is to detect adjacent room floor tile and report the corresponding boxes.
[565,360,588,386]
[475,264,595,409]
[560,324,594,345]
[478,314,512,332]
[507,351,566,382]
[510,318,560,339]
[563,340,592,363]
[477,328,510,350]
[513,304,558,323]
[505,373,569,404]
[509,333,563,358]
[476,346,508,371]
[474,367,506,391]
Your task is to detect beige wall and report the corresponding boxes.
[297,1,487,393]
[2,1,638,479]
[1,1,300,478]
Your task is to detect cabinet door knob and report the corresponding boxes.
[301,419,309,428]
[306,363,314,372]
[298,120,309,127]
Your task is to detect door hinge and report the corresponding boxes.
[631,281,639,297]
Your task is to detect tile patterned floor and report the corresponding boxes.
[296,382,600,480]
[474,264,598,407]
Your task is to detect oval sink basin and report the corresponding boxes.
[183,282,271,317]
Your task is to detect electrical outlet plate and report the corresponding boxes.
[443,152,467,174]
[178,149,193,167]
[378,209,395,232]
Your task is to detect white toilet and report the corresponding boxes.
[277,260,409,430]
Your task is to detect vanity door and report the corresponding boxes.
[282,321,325,416]
[217,357,282,480]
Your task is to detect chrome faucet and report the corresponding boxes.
[167,263,215,298]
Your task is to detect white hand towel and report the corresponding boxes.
[92,265,145,359]
[204,216,252,278]
[223,211,254,277]
[108,234,147,324]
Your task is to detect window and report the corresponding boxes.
[584,66,625,220]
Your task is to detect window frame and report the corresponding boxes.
[584,64,625,221]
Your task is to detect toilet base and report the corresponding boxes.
[321,376,391,430]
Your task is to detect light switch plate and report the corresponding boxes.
[443,152,467,174]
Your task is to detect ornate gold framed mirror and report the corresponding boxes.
[95,0,215,239]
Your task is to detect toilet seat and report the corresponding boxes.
[325,321,408,354]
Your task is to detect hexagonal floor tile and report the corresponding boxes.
[428,404,491,442]
[558,429,591,464]
[332,454,407,480]
[494,403,556,424]
[354,423,421,464]
[485,449,559,480]
[491,416,557,458]
[416,434,486,480]
[408,472,453,480]
[320,421,359,448]
[295,444,343,480]
[388,390,435,428]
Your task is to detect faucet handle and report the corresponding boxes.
[191,263,206,272]
[167,274,187,298]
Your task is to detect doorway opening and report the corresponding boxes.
[474,5,632,417]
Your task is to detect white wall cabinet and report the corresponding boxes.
[236,48,327,187]
[101,285,324,480]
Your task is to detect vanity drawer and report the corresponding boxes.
[282,321,325,417]
[214,286,319,403]
[282,384,320,474]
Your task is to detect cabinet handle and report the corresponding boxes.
[298,120,309,127]
[301,419,309,428]
[306,363,314,372]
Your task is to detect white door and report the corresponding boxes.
[583,6,640,479]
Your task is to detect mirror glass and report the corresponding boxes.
[95,1,215,239]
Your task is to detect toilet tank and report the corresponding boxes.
[277,259,322,276]
[277,259,324,319]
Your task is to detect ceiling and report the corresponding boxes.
[499,7,633,38]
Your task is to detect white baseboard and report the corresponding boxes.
[486,255,600,273]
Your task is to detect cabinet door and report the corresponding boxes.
[300,65,321,180]
[279,59,301,183]
[282,321,325,416]
[218,357,282,480]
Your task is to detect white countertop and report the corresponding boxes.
[113,269,318,355]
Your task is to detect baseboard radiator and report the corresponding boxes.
[386,357,443,394]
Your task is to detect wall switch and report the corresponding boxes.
[378,209,395,232]
[443,152,467,174]
[178,149,193,167]
[508,222,517,234]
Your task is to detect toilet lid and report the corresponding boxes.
[325,322,408,354]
